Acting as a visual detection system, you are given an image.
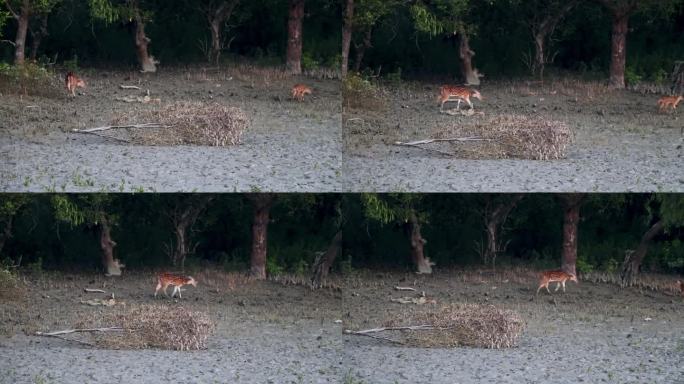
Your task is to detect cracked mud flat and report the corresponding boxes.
[0,272,344,384]
[0,67,341,192]
[341,270,684,384]
[343,81,684,192]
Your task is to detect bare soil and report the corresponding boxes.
[0,66,341,192]
[343,79,684,192]
[1,268,682,383]
[0,270,344,384]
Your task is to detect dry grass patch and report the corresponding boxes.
[111,102,249,146]
[78,304,215,351]
[582,271,684,296]
[433,114,573,160]
[349,303,524,349]
[343,73,386,112]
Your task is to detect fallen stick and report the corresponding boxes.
[394,286,416,291]
[344,325,435,334]
[84,288,106,293]
[72,123,169,133]
[36,333,96,347]
[119,84,141,90]
[344,330,405,345]
[35,327,123,336]
[396,137,489,146]
[393,142,454,157]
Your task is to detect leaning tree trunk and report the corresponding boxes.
[532,32,546,81]
[311,230,343,288]
[530,0,578,82]
[408,211,432,274]
[249,194,273,279]
[559,195,583,276]
[483,194,524,268]
[286,0,305,74]
[341,0,354,78]
[620,220,664,287]
[29,13,49,60]
[353,27,372,72]
[458,29,480,86]
[12,0,31,65]
[170,196,211,269]
[99,215,123,276]
[132,3,157,73]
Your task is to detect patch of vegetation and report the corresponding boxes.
[342,72,385,111]
[0,62,61,98]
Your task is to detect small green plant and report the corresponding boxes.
[27,256,43,275]
[652,68,669,85]
[266,254,284,276]
[301,51,320,71]
[625,66,642,86]
[385,67,402,85]
[292,258,308,276]
[576,254,594,274]
[340,254,353,275]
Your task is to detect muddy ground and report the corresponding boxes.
[0,66,341,192]
[343,80,684,192]
[1,268,682,383]
[0,270,345,384]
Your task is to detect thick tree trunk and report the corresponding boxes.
[458,30,480,86]
[249,194,273,279]
[530,0,578,82]
[608,10,629,88]
[286,0,304,74]
[13,0,30,65]
[620,220,664,287]
[353,27,372,72]
[408,211,433,274]
[341,0,354,78]
[532,32,546,81]
[172,225,188,268]
[209,19,222,64]
[559,195,583,276]
[99,215,123,276]
[311,230,343,288]
[29,13,48,61]
[132,3,157,73]
[483,194,524,268]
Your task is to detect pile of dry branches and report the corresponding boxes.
[348,304,525,349]
[111,102,248,146]
[432,114,573,160]
[75,304,215,351]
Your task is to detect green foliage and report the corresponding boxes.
[51,194,114,227]
[410,0,469,37]
[63,55,79,72]
[625,65,643,85]
[576,254,594,274]
[266,253,284,276]
[361,194,424,225]
[339,255,353,275]
[655,195,684,229]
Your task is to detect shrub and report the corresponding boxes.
[0,62,61,97]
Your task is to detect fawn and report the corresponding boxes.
[438,85,482,111]
[154,273,197,299]
[536,270,578,295]
[65,72,86,97]
[657,95,682,112]
[291,84,312,101]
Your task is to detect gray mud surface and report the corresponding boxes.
[343,81,684,192]
[0,68,341,192]
[1,270,682,383]
[341,269,684,383]
[0,271,344,384]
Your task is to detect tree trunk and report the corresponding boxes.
[13,0,30,65]
[607,9,629,88]
[483,194,524,268]
[620,220,664,287]
[29,13,48,61]
[559,195,583,276]
[458,29,480,86]
[249,194,273,279]
[311,230,343,288]
[532,32,546,81]
[205,0,239,66]
[132,3,157,73]
[0,217,14,257]
[530,0,578,82]
[286,0,305,74]
[169,196,211,270]
[99,215,123,276]
[408,211,433,274]
[353,27,372,72]
[341,0,354,78]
